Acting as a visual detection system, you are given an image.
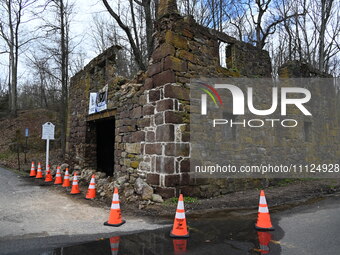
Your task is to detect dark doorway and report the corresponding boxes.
[96,117,115,176]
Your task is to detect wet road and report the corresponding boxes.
[0,167,165,254]
[2,192,340,254]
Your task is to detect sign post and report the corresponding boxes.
[42,122,55,170]
[24,128,29,163]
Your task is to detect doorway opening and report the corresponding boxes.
[95,117,115,176]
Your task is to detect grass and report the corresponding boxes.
[0,151,11,160]
[164,196,198,205]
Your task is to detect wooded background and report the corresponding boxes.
[0,0,339,156]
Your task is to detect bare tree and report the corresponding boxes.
[35,0,75,155]
[0,0,38,117]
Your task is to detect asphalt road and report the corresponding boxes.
[0,167,165,254]
[274,194,340,254]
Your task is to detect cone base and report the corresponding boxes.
[104,220,126,227]
[35,177,43,179]
[85,197,95,200]
[255,224,274,231]
[69,192,81,195]
[54,182,62,185]
[170,231,190,238]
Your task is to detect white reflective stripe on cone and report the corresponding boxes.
[113,193,119,201]
[64,176,69,179]
[72,181,78,185]
[260,245,269,251]
[89,184,95,189]
[111,203,120,209]
[90,178,95,183]
[258,206,269,213]
[110,243,119,248]
[175,212,186,219]
[177,201,184,210]
[259,196,267,205]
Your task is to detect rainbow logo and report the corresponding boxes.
[195,82,223,115]
[197,82,223,107]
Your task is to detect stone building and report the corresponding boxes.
[66,0,340,200]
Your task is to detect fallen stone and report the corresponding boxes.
[151,194,164,203]
[117,175,128,185]
[142,184,154,200]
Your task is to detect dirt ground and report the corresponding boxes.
[129,179,340,218]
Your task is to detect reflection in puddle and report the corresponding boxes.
[173,239,187,254]
[49,217,282,255]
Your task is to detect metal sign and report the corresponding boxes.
[25,128,29,137]
[42,122,55,140]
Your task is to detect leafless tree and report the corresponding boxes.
[0,0,38,117]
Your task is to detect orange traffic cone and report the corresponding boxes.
[44,165,53,182]
[70,172,80,194]
[170,194,189,238]
[35,162,43,179]
[255,190,274,231]
[62,168,71,187]
[29,162,36,177]
[173,239,187,254]
[109,236,120,255]
[54,166,63,185]
[104,188,126,227]
[257,231,272,254]
[85,174,96,199]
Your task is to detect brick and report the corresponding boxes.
[137,118,151,128]
[164,111,183,124]
[145,143,162,155]
[156,99,173,112]
[155,187,175,199]
[180,159,190,172]
[143,105,155,115]
[165,31,188,50]
[152,43,175,62]
[164,143,190,156]
[146,131,155,142]
[148,90,161,102]
[164,84,189,100]
[156,156,175,174]
[164,174,180,186]
[126,143,142,154]
[156,124,174,141]
[163,56,187,72]
[155,112,164,125]
[147,173,160,186]
[130,131,145,142]
[153,70,176,87]
[182,132,190,142]
[132,106,142,118]
[177,50,195,63]
[180,173,190,185]
[144,78,153,89]
[147,61,162,77]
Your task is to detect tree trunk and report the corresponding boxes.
[60,0,67,156]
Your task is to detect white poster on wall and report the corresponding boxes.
[88,92,97,114]
[96,85,108,112]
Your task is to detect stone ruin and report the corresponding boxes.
[66,0,340,202]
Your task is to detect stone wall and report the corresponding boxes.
[66,1,339,201]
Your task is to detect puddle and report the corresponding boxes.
[48,216,283,255]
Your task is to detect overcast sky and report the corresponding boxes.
[0,0,119,86]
